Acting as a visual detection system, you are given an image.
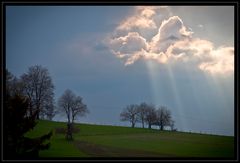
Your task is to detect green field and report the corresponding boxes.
[25,120,234,158]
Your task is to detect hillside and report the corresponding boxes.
[25,120,234,158]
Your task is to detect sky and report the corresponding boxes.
[6,6,234,136]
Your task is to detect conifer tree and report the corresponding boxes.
[4,82,53,159]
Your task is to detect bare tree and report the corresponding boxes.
[58,89,74,123]
[71,96,88,124]
[41,100,57,121]
[58,89,74,140]
[120,104,139,128]
[144,104,156,129]
[58,89,88,140]
[20,65,54,119]
[137,102,148,128]
[155,106,172,131]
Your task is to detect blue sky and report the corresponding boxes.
[6,6,234,136]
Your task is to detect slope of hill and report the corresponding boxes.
[25,120,234,158]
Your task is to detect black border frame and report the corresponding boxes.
[1,0,239,162]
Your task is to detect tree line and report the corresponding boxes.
[120,102,176,131]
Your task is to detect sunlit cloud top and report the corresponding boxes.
[106,6,234,75]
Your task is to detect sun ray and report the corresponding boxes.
[145,60,163,105]
[165,63,188,131]
[145,60,187,131]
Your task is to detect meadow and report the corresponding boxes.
[25,120,235,158]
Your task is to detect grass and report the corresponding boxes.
[25,120,235,158]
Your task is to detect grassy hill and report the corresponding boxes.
[25,120,235,158]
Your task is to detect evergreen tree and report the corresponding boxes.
[4,92,53,159]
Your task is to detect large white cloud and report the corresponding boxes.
[109,32,148,59]
[107,6,234,75]
[150,16,193,53]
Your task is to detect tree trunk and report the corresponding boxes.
[148,123,151,129]
[131,122,135,128]
[66,123,73,140]
[160,125,163,131]
[36,103,40,120]
[66,109,73,140]
[142,120,144,128]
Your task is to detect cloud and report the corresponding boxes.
[124,49,168,66]
[109,32,148,59]
[117,15,156,31]
[106,6,234,75]
[150,16,193,53]
[117,6,170,31]
[116,7,157,32]
[113,6,171,41]
[199,47,234,74]
[165,38,234,74]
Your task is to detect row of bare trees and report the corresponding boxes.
[120,102,175,131]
